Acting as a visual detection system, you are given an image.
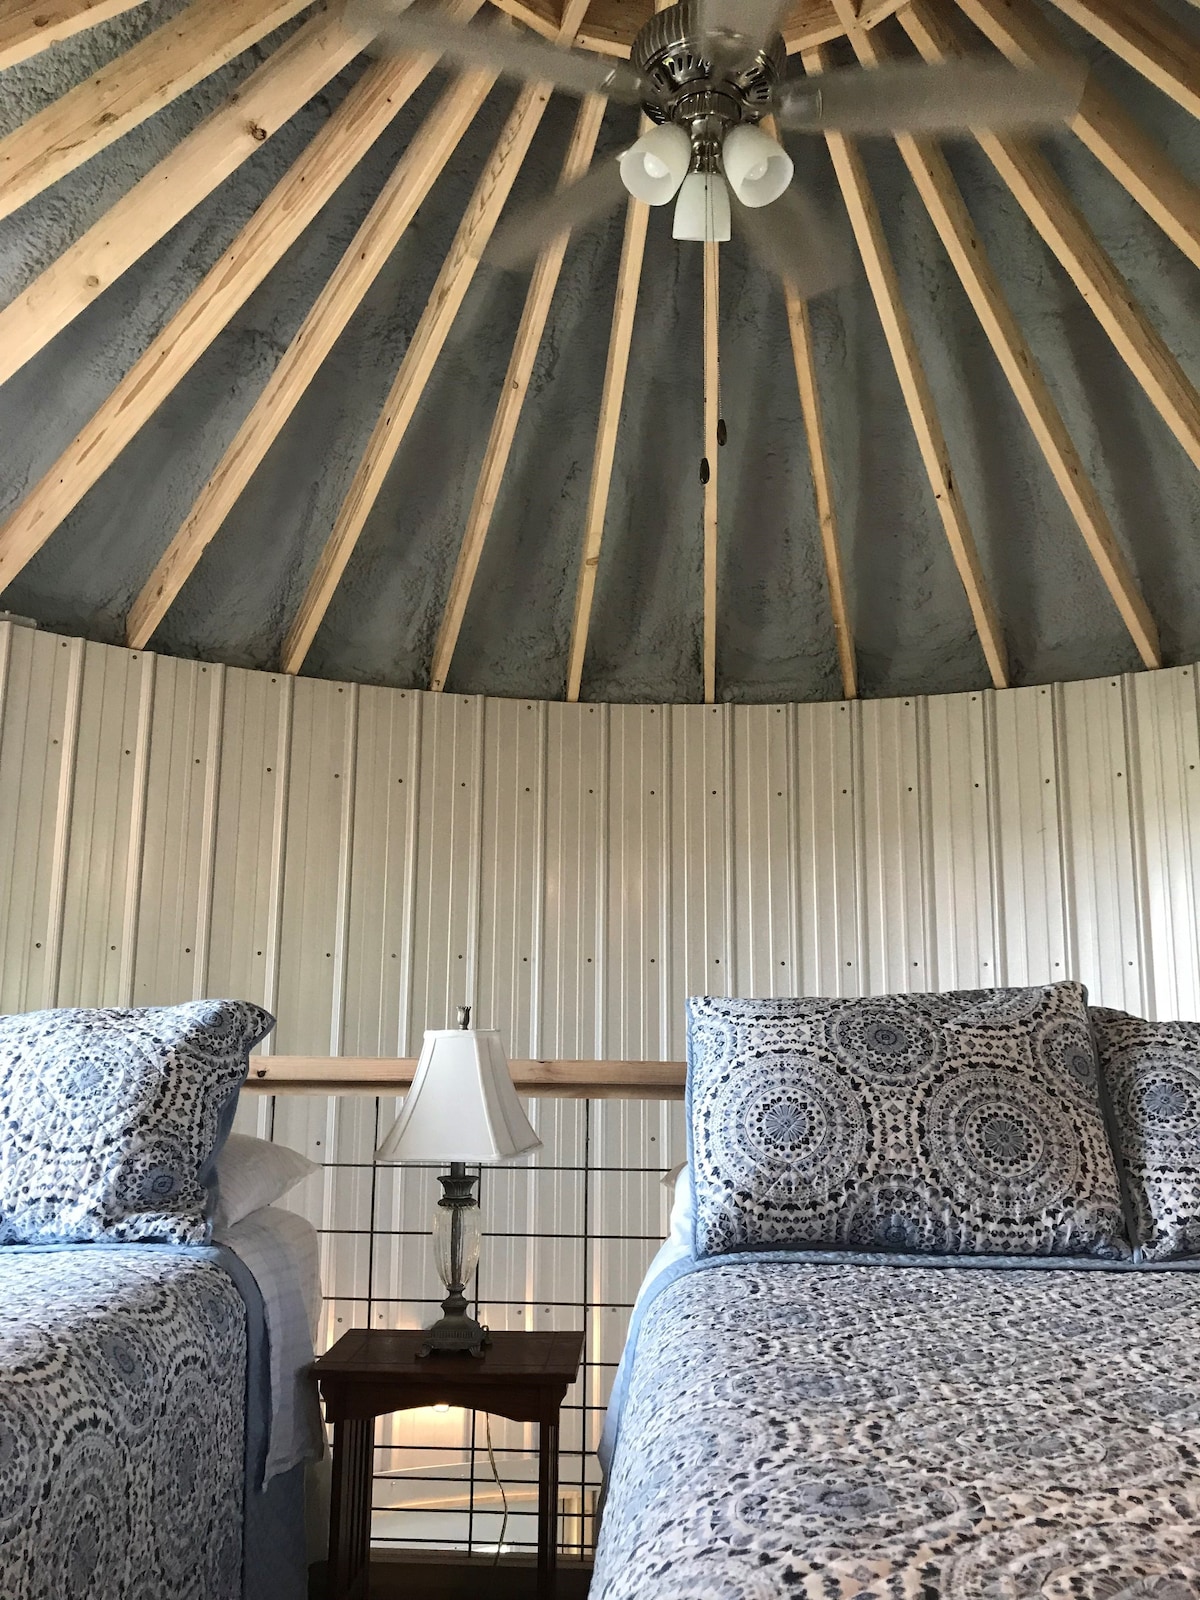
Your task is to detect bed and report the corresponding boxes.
[0,1203,324,1600]
[592,988,1200,1599]
[0,1000,326,1600]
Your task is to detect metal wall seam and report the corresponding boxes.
[193,662,226,1000]
[528,700,549,1062]
[261,671,294,1058]
[117,649,155,1006]
[330,680,360,1057]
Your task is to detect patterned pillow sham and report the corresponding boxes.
[1091,1008,1200,1261]
[686,982,1129,1261]
[0,999,274,1245]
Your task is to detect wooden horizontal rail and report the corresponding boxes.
[243,1056,687,1099]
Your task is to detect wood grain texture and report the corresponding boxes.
[0,6,370,388]
[125,66,496,650]
[1047,0,1200,120]
[243,1055,688,1097]
[908,0,1200,475]
[703,239,720,706]
[280,75,558,675]
[0,0,145,70]
[805,38,1008,689]
[952,0,1200,270]
[429,91,607,694]
[0,10,482,599]
[0,0,312,223]
[782,281,858,698]
[855,8,1161,669]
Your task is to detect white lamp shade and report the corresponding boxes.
[374,1029,541,1164]
[672,172,732,242]
[722,125,794,209]
[619,124,693,205]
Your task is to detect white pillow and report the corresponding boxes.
[212,1134,317,1231]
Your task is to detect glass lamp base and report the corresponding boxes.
[420,1162,489,1358]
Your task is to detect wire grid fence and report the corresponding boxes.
[257,1091,686,1559]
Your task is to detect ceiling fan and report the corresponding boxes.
[353,0,1085,297]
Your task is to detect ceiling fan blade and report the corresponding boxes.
[487,158,629,269]
[732,186,853,303]
[697,0,790,49]
[350,2,654,104]
[776,59,1087,137]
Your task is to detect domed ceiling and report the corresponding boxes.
[0,0,1197,706]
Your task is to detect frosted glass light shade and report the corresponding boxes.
[374,1029,541,1164]
[722,125,794,208]
[619,125,693,205]
[673,172,732,242]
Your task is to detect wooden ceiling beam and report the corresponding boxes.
[783,282,858,698]
[844,6,1160,669]
[126,68,496,651]
[803,39,1008,688]
[553,0,887,56]
[953,0,1200,271]
[0,0,144,70]
[905,0,1200,475]
[0,7,371,389]
[0,0,314,224]
[488,0,560,39]
[564,192,649,702]
[0,6,484,598]
[429,92,607,693]
[279,45,581,674]
[1045,0,1200,122]
[702,238,720,704]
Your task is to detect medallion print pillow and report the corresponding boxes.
[1091,1008,1200,1260]
[0,999,274,1245]
[686,982,1128,1260]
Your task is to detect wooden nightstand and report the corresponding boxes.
[313,1328,585,1600]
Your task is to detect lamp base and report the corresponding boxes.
[418,1308,491,1359]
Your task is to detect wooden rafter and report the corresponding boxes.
[903,0,1200,475]
[558,0,895,57]
[564,192,650,702]
[0,0,312,224]
[703,239,720,705]
[279,45,584,674]
[429,92,607,694]
[1046,0,1200,122]
[488,0,559,39]
[839,7,1159,669]
[0,9,484,598]
[0,0,144,71]
[783,282,858,699]
[0,7,370,389]
[126,67,497,651]
[953,0,1200,271]
[803,41,1008,688]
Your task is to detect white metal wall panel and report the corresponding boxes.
[1059,675,1146,1015]
[792,701,860,997]
[342,686,420,1058]
[924,691,997,991]
[0,628,79,1012]
[732,705,796,998]
[56,642,152,1008]
[991,685,1071,988]
[859,696,932,995]
[669,705,732,1033]
[605,706,669,1060]
[1131,666,1200,1020]
[540,703,605,1059]
[132,656,223,1006]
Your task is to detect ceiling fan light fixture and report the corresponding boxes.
[619,125,693,205]
[722,124,794,209]
[673,172,732,243]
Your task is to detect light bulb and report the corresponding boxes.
[672,173,732,243]
[618,124,693,205]
[722,125,794,209]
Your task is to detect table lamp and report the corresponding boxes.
[375,1007,541,1358]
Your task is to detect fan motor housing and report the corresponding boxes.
[633,0,785,156]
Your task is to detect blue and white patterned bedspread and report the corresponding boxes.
[593,1260,1200,1598]
[0,1247,246,1600]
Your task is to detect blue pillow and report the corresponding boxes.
[687,982,1129,1261]
[0,1000,274,1245]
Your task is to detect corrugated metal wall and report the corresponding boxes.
[2,620,1198,1552]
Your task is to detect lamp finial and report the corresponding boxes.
[457,1004,471,1030]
